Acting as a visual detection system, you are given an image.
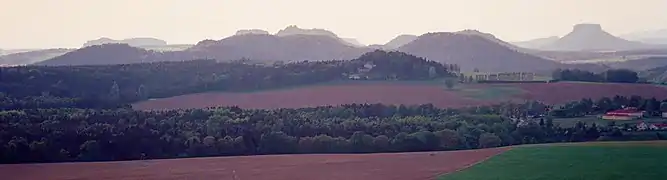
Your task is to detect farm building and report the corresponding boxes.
[602,108,644,120]
[473,72,535,82]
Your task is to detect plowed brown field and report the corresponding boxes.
[513,82,667,104]
[0,148,508,180]
[132,82,667,110]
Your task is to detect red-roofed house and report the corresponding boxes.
[602,107,644,120]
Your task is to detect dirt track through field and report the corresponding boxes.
[0,148,508,180]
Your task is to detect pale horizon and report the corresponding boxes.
[2,0,667,49]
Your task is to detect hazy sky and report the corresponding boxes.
[2,0,667,49]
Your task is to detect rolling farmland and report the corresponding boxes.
[0,148,507,180]
[133,82,667,110]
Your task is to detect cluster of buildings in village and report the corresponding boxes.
[600,107,667,131]
[347,62,376,80]
[636,122,667,131]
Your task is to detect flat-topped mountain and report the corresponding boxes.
[188,34,370,62]
[275,25,362,47]
[83,37,168,47]
[235,29,270,36]
[540,24,650,51]
[275,25,338,38]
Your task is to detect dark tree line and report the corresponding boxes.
[0,50,455,110]
[552,69,639,83]
[1,102,605,164]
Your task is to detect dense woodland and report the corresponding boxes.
[0,50,454,110]
[1,50,665,164]
[552,69,639,83]
[4,95,666,164]
[0,102,592,163]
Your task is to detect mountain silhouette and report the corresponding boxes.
[0,49,72,66]
[187,34,370,63]
[397,32,560,72]
[38,44,196,66]
[512,36,560,49]
[235,29,270,36]
[540,24,649,51]
[83,37,168,47]
[274,25,362,47]
[383,35,418,49]
[621,29,667,45]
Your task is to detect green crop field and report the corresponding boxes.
[439,142,667,180]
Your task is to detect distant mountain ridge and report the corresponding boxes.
[37,44,195,66]
[187,33,370,63]
[512,36,559,49]
[534,24,652,51]
[0,49,73,66]
[381,35,418,50]
[274,25,363,47]
[621,29,667,45]
[83,37,168,47]
[42,28,563,73]
[397,32,560,72]
[37,25,654,73]
[235,29,270,36]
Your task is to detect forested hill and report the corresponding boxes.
[0,50,455,110]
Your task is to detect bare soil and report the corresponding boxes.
[132,83,494,110]
[132,82,667,110]
[0,148,508,180]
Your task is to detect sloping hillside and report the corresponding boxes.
[37,44,197,66]
[512,36,559,49]
[188,34,371,62]
[621,29,667,44]
[397,32,560,72]
[609,57,667,71]
[0,49,72,66]
[383,34,418,50]
[640,63,667,83]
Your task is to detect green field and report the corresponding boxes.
[439,142,667,180]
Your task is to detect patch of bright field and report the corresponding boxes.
[439,142,667,180]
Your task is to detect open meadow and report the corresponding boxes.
[439,141,667,180]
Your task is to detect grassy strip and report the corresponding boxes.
[439,143,667,180]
